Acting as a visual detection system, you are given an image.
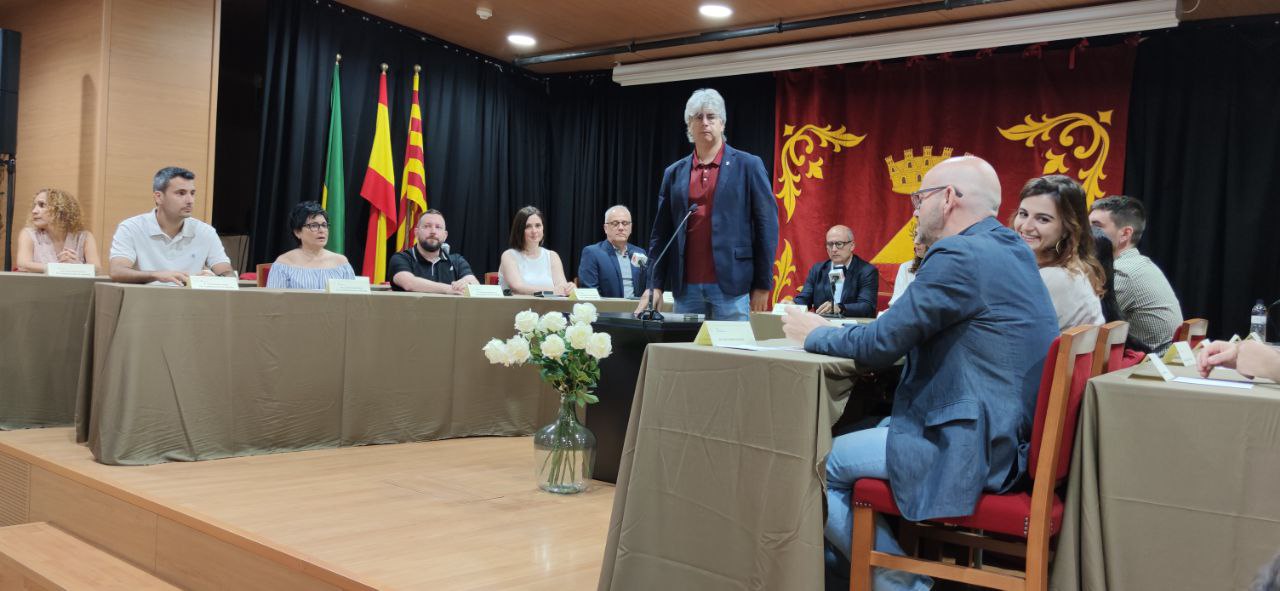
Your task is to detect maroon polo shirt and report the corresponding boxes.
[685,145,724,284]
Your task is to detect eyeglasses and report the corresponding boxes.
[909,185,963,210]
[303,222,329,231]
[606,220,632,228]
[825,240,852,249]
[690,113,720,123]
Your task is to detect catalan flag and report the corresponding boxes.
[395,66,428,251]
[322,57,345,254]
[359,65,397,283]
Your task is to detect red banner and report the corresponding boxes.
[770,43,1135,304]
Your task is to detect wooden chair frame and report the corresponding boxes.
[850,324,1099,591]
[1090,320,1130,377]
[1173,318,1208,346]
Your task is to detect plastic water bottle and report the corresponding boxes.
[1250,299,1267,340]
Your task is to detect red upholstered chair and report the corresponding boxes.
[849,324,1099,591]
[1173,318,1208,348]
[255,263,272,288]
[1090,320,1130,377]
[484,271,500,286]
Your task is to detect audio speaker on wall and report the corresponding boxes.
[0,29,20,156]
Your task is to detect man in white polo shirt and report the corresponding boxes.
[109,167,234,286]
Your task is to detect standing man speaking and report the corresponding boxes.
[637,88,778,320]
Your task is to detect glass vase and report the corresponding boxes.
[533,392,596,494]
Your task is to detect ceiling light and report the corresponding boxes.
[615,0,1177,86]
[508,33,536,47]
[699,4,733,18]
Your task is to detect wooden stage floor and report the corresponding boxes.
[0,428,616,590]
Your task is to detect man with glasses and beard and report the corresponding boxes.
[389,209,478,294]
[792,224,878,317]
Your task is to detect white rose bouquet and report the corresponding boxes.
[483,302,612,407]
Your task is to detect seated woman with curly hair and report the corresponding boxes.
[16,188,102,274]
[1010,174,1106,330]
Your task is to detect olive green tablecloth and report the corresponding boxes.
[0,272,102,430]
[74,283,643,465]
[1051,364,1280,590]
[599,342,860,591]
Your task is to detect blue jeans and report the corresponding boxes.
[674,283,749,320]
[826,421,932,591]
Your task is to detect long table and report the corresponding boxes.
[74,283,647,465]
[1051,363,1280,590]
[598,342,862,591]
[0,272,103,430]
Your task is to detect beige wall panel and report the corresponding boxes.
[0,452,30,527]
[100,0,217,256]
[0,0,103,260]
[26,466,158,573]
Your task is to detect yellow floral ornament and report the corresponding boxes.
[998,110,1114,205]
[771,239,797,305]
[776,124,866,222]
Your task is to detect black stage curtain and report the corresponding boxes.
[243,0,774,279]
[1124,19,1280,338]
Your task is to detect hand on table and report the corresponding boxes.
[749,289,769,312]
[782,306,829,344]
[813,301,833,315]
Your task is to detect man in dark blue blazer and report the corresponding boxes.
[793,225,878,317]
[636,88,778,320]
[783,156,1059,589]
[578,205,646,299]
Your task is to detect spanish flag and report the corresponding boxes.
[395,66,428,251]
[359,65,398,283]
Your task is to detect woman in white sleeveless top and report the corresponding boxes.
[499,205,573,296]
[16,188,103,274]
[1010,175,1105,330]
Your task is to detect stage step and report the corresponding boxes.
[0,522,178,590]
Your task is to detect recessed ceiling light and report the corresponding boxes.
[699,4,733,18]
[507,33,536,47]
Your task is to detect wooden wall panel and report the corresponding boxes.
[0,0,104,261]
[100,0,218,254]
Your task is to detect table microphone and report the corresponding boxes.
[638,204,699,321]
[827,265,844,317]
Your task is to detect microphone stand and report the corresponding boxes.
[638,204,699,321]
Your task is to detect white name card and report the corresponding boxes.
[572,288,601,301]
[188,275,240,291]
[326,277,371,294]
[662,292,674,305]
[466,284,505,298]
[45,263,95,277]
[772,303,806,315]
[1172,341,1197,366]
[1147,355,1177,382]
[694,321,756,347]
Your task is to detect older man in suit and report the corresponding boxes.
[578,205,647,299]
[793,225,878,317]
[635,88,778,320]
[784,156,1059,590]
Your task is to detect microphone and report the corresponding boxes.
[638,204,699,321]
[826,264,844,316]
[630,252,648,268]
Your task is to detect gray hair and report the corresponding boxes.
[153,166,196,193]
[684,88,727,143]
[603,205,631,224]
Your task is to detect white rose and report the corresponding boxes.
[505,335,531,365]
[540,334,566,359]
[570,303,599,325]
[585,332,612,359]
[538,311,567,333]
[564,322,593,350]
[514,310,539,334]
[483,338,511,365]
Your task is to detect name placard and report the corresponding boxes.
[693,321,756,347]
[1172,341,1198,366]
[572,288,601,301]
[465,284,505,298]
[1147,355,1177,382]
[662,292,674,305]
[45,263,95,278]
[326,277,371,294]
[188,275,240,291]
[772,303,806,316]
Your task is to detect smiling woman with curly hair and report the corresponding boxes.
[16,188,102,274]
